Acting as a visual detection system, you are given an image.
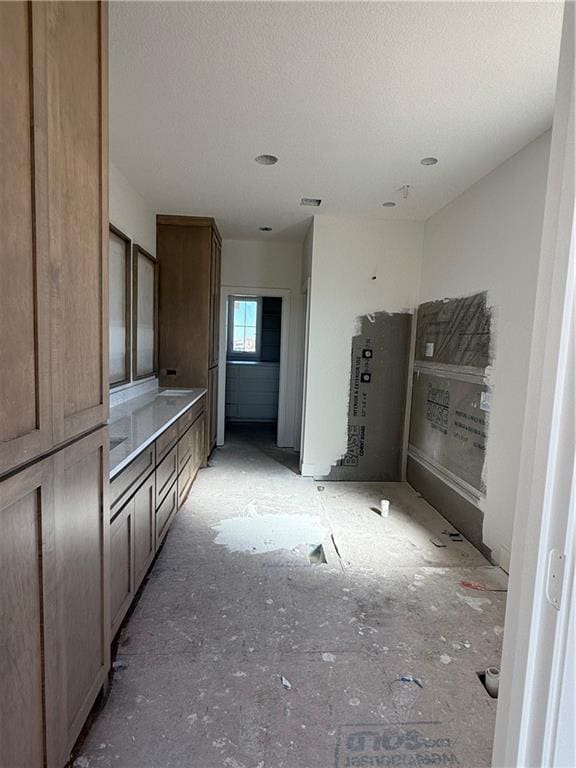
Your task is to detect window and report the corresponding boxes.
[228,297,262,358]
[108,226,131,386]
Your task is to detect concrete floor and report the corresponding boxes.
[76,424,507,768]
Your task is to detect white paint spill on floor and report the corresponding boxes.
[211,512,328,554]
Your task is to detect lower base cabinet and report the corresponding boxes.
[109,401,207,640]
[0,428,109,768]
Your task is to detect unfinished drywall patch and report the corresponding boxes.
[408,292,492,543]
[325,311,411,481]
[415,292,492,369]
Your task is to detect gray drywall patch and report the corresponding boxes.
[408,291,493,544]
[409,371,489,494]
[326,311,412,481]
[416,292,492,369]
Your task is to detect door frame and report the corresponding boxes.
[492,3,575,765]
[217,286,291,447]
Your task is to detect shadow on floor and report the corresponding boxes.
[224,421,301,475]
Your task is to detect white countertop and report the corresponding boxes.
[109,388,207,479]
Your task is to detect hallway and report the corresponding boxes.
[76,429,507,768]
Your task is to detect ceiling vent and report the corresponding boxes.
[301,198,322,207]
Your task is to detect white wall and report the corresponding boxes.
[301,216,424,476]
[419,131,551,561]
[109,161,156,257]
[221,239,304,448]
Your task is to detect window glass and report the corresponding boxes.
[135,249,156,377]
[230,299,259,355]
[109,231,128,384]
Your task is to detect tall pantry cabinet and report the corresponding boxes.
[0,3,109,767]
[157,215,222,455]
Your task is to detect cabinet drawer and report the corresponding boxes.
[178,455,194,508]
[155,481,177,547]
[133,475,155,589]
[110,444,155,513]
[178,425,194,472]
[177,397,205,437]
[156,421,178,464]
[155,444,178,508]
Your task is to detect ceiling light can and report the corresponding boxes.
[259,226,272,232]
[382,202,396,208]
[255,154,278,166]
[421,157,439,166]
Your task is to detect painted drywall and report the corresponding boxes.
[109,161,156,257]
[221,239,304,448]
[301,216,424,476]
[417,131,551,562]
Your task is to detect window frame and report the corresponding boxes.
[227,295,263,360]
[132,243,158,380]
[108,224,132,388]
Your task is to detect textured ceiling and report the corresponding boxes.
[109,1,563,241]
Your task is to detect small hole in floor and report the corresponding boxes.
[309,544,327,564]
[477,671,498,699]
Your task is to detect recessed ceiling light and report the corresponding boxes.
[382,202,396,208]
[421,157,438,166]
[301,198,322,207]
[255,154,278,165]
[259,226,272,232]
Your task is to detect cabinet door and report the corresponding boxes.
[48,1,109,445]
[209,232,221,368]
[110,498,134,637]
[194,412,206,473]
[208,365,218,453]
[133,474,155,589]
[0,456,54,768]
[45,427,109,767]
[0,2,52,476]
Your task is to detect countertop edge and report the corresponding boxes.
[109,389,207,480]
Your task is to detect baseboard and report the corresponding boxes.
[407,455,491,560]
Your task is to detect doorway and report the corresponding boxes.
[217,287,291,447]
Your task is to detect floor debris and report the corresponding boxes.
[460,580,507,592]
[431,537,447,548]
[399,675,423,688]
[309,543,327,564]
[280,676,292,690]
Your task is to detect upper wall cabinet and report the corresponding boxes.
[132,245,157,380]
[109,226,131,386]
[0,1,108,477]
[0,2,52,476]
[47,1,108,445]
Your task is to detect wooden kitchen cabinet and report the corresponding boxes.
[110,498,134,637]
[0,428,109,768]
[157,215,221,457]
[0,1,108,477]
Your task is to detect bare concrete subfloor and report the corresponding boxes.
[76,424,507,768]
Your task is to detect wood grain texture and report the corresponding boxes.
[133,474,155,589]
[46,427,109,767]
[157,221,212,388]
[0,1,52,476]
[0,457,54,768]
[48,1,108,444]
[110,498,134,637]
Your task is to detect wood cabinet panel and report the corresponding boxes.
[178,455,194,508]
[209,232,221,368]
[156,421,178,463]
[110,442,154,513]
[133,474,155,588]
[0,458,53,768]
[155,481,177,547]
[177,396,205,437]
[0,2,52,476]
[110,499,133,637]
[47,428,109,766]
[208,365,219,453]
[156,444,178,507]
[48,1,108,444]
